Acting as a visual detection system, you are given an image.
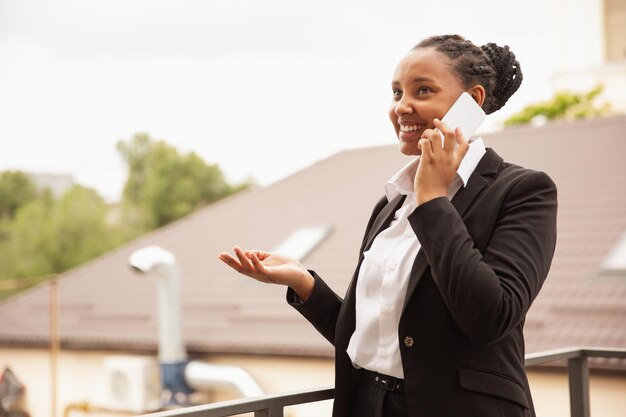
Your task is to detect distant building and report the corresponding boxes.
[549,0,626,111]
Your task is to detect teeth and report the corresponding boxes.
[400,124,421,132]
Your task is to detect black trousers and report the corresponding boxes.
[350,369,409,417]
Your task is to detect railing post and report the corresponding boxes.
[568,355,590,417]
[254,404,284,417]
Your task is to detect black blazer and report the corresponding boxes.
[288,148,558,417]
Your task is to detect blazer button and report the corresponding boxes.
[404,336,414,348]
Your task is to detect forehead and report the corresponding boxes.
[392,47,459,85]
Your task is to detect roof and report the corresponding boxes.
[1,116,625,369]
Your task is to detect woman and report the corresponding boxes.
[219,34,557,417]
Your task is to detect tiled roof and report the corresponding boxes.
[1,116,625,369]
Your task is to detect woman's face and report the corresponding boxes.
[389,47,467,156]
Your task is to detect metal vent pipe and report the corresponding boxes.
[129,245,263,404]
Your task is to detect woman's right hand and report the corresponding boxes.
[218,247,314,301]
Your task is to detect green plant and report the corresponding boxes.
[504,85,615,126]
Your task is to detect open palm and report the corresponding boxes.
[218,246,309,288]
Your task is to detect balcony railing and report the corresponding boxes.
[140,347,626,417]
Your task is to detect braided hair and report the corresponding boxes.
[414,34,523,114]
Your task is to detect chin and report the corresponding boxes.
[399,141,421,156]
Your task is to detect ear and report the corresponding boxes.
[467,85,486,107]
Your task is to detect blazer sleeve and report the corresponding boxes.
[286,271,343,345]
[286,195,390,346]
[408,170,558,346]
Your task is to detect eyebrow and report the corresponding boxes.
[391,76,436,86]
[412,77,435,83]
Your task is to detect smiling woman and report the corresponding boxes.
[219,34,557,417]
[389,36,522,158]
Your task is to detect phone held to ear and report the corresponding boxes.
[437,92,486,147]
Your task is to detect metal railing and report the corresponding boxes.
[524,347,626,417]
[140,347,626,417]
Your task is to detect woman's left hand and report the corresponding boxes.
[415,118,470,205]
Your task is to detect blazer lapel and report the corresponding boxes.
[402,148,502,312]
[402,249,429,312]
[363,194,406,253]
[449,148,501,216]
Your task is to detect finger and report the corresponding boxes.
[218,252,245,273]
[246,250,270,261]
[218,252,239,266]
[454,127,470,147]
[423,125,443,150]
[433,118,455,152]
[252,250,271,261]
[420,128,440,150]
[245,250,264,272]
[454,127,467,144]
[234,246,255,271]
[418,138,433,160]
[250,251,268,275]
[454,127,470,158]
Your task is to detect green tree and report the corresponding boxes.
[0,172,40,281]
[0,217,16,279]
[117,133,152,206]
[0,134,250,299]
[117,133,249,227]
[505,85,616,126]
[8,186,116,278]
[5,195,55,278]
[0,171,38,220]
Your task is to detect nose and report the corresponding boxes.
[393,95,414,116]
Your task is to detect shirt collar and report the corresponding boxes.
[385,137,487,200]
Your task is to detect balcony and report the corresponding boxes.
[138,347,626,417]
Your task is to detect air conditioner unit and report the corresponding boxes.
[102,356,161,413]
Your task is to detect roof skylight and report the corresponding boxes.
[272,225,332,262]
[601,231,626,274]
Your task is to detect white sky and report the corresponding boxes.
[0,0,558,202]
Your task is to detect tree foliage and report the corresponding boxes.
[117,133,247,227]
[1,134,249,298]
[504,85,616,126]
[1,186,116,280]
[0,171,38,220]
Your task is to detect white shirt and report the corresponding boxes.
[346,138,487,379]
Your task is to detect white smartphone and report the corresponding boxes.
[437,92,486,147]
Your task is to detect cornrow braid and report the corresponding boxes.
[414,35,523,114]
[480,43,523,113]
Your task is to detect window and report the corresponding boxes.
[273,225,332,262]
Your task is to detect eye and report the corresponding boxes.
[417,86,433,95]
[392,88,403,99]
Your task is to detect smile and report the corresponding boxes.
[400,124,423,132]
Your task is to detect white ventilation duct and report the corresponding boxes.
[129,245,264,403]
[185,361,264,398]
[129,245,186,364]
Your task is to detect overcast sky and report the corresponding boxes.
[0,0,558,202]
